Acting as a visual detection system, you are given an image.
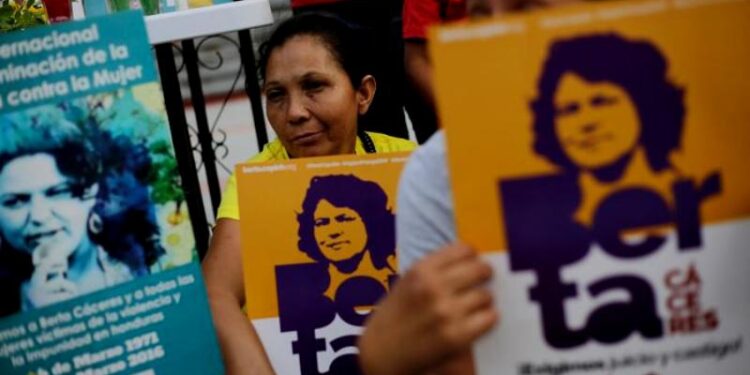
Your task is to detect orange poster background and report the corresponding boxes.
[236,153,409,319]
[430,0,750,253]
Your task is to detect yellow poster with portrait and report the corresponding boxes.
[431,0,750,373]
[236,152,409,374]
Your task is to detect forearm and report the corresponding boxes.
[360,325,475,375]
[431,351,475,375]
[359,245,494,375]
[207,288,275,375]
[359,325,414,375]
[202,219,275,375]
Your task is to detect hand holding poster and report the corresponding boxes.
[236,153,409,375]
[0,12,223,374]
[431,0,749,374]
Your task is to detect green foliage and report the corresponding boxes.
[91,91,166,142]
[149,139,185,206]
[86,91,185,209]
[45,93,185,210]
[0,0,48,33]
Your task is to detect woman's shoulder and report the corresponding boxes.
[244,134,414,163]
[366,132,418,153]
[248,139,289,163]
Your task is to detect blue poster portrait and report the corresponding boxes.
[0,90,194,317]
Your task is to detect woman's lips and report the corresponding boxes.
[570,132,613,150]
[291,131,324,146]
[325,240,350,250]
[26,229,62,249]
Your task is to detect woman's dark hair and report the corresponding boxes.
[531,33,685,173]
[297,174,395,271]
[0,109,100,195]
[258,13,372,87]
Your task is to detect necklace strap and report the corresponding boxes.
[358,130,376,154]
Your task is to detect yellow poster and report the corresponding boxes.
[431,0,750,373]
[236,152,409,374]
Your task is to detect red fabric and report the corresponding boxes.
[403,0,466,40]
[291,0,345,8]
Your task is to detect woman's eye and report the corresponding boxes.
[0,195,29,209]
[591,94,618,107]
[266,90,285,103]
[336,214,356,223]
[555,102,580,117]
[47,184,74,199]
[302,80,325,93]
[314,218,330,227]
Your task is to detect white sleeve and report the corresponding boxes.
[396,131,457,272]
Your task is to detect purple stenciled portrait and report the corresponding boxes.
[498,33,721,350]
[530,33,685,180]
[297,174,396,277]
[275,174,397,375]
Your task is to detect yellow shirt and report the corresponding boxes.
[216,132,416,220]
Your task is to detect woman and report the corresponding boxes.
[201,13,416,375]
[0,109,143,316]
[297,174,396,298]
[529,33,685,226]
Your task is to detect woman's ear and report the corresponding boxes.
[356,75,377,115]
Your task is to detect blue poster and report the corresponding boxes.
[0,12,224,374]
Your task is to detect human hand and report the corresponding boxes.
[358,243,498,375]
[24,244,77,309]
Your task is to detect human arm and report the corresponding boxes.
[202,218,275,375]
[359,133,498,375]
[395,131,455,271]
[358,243,497,375]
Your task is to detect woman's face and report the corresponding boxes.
[0,153,96,257]
[553,73,641,170]
[263,35,374,158]
[313,199,368,263]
